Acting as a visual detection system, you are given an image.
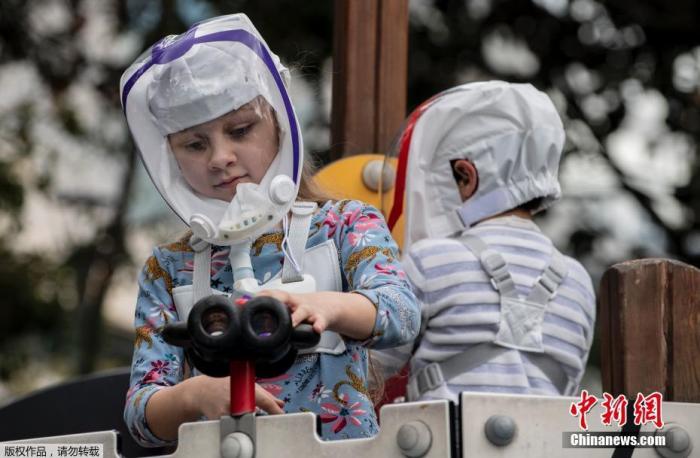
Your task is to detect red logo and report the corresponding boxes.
[633,392,664,429]
[569,391,664,430]
[600,393,628,426]
[569,390,598,430]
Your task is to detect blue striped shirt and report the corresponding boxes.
[384,216,595,402]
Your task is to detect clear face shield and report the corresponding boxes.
[379,129,407,251]
[120,14,303,246]
[381,94,446,253]
[382,87,476,253]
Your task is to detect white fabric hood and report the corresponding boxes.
[395,81,565,253]
[120,14,303,244]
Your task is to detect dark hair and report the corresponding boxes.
[518,197,544,213]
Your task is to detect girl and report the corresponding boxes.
[120,14,419,447]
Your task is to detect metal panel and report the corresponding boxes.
[460,392,700,457]
[166,400,452,457]
[4,394,700,457]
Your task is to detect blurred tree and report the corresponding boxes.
[0,0,698,388]
[0,0,138,378]
[405,0,700,271]
[0,0,336,382]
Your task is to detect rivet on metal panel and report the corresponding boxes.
[655,424,692,458]
[484,415,517,446]
[397,420,433,457]
[221,431,255,458]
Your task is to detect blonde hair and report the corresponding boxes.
[296,158,335,206]
[367,352,386,405]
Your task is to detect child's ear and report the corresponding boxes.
[454,163,470,182]
[451,159,478,201]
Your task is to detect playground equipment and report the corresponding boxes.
[2,259,699,457]
[3,2,699,456]
[2,391,698,457]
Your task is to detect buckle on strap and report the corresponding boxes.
[292,201,318,216]
[539,273,559,298]
[538,259,568,298]
[189,235,209,253]
[413,362,445,395]
[482,252,510,291]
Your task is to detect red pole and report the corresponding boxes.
[230,360,256,416]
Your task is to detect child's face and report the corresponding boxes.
[168,96,279,202]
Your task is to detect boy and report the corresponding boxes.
[384,81,595,402]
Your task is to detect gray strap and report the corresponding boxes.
[408,342,508,400]
[189,235,211,305]
[297,330,346,355]
[524,351,573,395]
[282,202,317,284]
[407,342,572,399]
[527,251,569,305]
[461,234,518,299]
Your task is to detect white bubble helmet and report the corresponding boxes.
[385,81,565,253]
[120,14,302,245]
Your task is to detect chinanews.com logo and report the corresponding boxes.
[564,390,667,449]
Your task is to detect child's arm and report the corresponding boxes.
[144,377,284,441]
[125,250,283,447]
[257,290,377,339]
[261,201,421,348]
[365,249,430,378]
[336,202,421,348]
[124,253,186,447]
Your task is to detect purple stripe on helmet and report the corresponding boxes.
[121,28,300,183]
[151,28,198,64]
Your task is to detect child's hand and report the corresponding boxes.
[257,290,337,334]
[255,383,286,414]
[184,375,285,419]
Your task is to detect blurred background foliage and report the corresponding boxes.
[0,0,698,399]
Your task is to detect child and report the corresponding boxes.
[120,14,419,447]
[381,81,595,403]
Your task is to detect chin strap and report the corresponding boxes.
[281,202,317,283]
[190,201,318,299]
[190,235,212,305]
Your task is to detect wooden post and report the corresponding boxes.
[375,0,409,155]
[331,0,408,160]
[599,258,700,402]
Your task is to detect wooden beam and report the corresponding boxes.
[375,0,409,153]
[331,0,408,160]
[600,258,700,402]
[331,0,377,160]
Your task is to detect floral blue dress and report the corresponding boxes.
[124,199,420,447]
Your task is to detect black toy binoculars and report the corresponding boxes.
[162,293,320,378]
